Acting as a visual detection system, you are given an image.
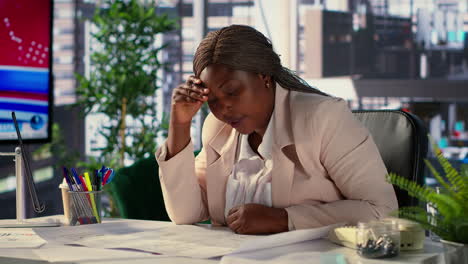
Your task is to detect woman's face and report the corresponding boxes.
[199,64,275,136]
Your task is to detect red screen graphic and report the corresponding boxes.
[0,0,51,69]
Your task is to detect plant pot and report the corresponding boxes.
[441,239,468,264]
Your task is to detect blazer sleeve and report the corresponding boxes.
[285,98,398,229]
[155,138,209,225]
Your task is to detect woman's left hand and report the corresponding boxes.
[226,204,289,234]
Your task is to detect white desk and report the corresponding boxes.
[0,216,446,264]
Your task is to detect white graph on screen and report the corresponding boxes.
[2,16,48,66]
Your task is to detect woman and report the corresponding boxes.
[155,25,398,235]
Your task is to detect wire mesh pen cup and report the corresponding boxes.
[67,190,103,226]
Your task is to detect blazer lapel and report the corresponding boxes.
[271,146,295,207]
[271,85,295,208]
[206,124,238,224]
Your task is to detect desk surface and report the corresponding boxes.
[0,216,446,264]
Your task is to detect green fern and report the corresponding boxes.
[424,160,452,194]
[393,206,455,241]
[424,160,468,216]
[459,164,468,198]
[426,192,463,220]
[387,135,468,244]
[386,173,434,203]
[386,173,462,220]
[430,139,468,202]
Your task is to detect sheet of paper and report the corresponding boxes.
[231,223,341,255]
[74,225,254,259]
[34,245,220,264]
[221,252,347,264]
[33,220,172,244]
[0,256,61,264]
[0,218,61,228]
[0,228,46,248]
[54,255,218,264]
[33,245,165,263]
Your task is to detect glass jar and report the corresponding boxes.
[356,221,400,259]
[426,186,441,241]
[383,218,425,251]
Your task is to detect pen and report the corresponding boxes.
[62,167,74,191]
[94,170,100,191]
[71,168,83,191]
[103,170,112,185]
[79,175,88,192]
[84,172,92,191]
[106,169,116,184]
[99,166,107,177]
[84,172,100,223]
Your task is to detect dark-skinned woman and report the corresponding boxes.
[155,25,398,235]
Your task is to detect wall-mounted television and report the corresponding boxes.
[0,0,53,143]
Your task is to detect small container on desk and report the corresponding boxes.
[426,186,441,242]
[66,190,103,226]
[356,220,400,259]
[59,182,71,223]
[383,218,425,251]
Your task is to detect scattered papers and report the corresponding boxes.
[74,225,253,259]
[0,228,46,248]
[70,223,339,259]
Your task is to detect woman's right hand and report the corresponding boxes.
[170,75,210,125]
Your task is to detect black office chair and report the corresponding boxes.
[352,110,428,207]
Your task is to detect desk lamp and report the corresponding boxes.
[0,112,59,227]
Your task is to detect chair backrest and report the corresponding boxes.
[110,150,201,221]
[110,154,170,221]
[352,110,428,207]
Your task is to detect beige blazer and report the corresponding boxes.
[155,85,398,229]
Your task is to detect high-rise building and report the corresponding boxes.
[53,0,76,105]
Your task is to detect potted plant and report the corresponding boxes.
[74,0,176,216]
[386,139,468,263]
[76,0,175,168]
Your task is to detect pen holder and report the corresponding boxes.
[67,190,103,226]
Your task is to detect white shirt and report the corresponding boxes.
[224,114,274,218]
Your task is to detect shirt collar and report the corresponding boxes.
[208,83,293,155]
[238,109,275,161]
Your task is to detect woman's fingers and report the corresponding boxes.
[186,76,209,96]
[226,209,239,225]
[228,219,242,233]
[184,85,209,101]
[187,75,202,86]
[226,207,244,233]
[173,84,208,103]
[173,89,196,103]
[226,212,242,233]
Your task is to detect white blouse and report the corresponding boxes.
[224,114,274,218]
